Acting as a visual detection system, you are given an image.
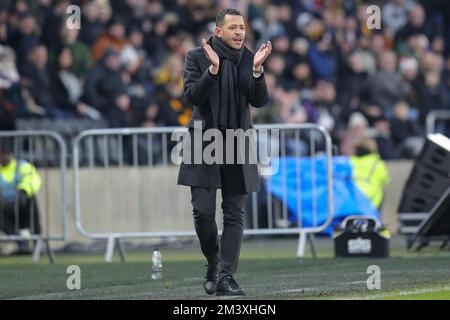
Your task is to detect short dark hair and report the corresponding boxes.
[216,8,242,26]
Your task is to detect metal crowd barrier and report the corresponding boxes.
[0,131,67,263]
[72,124,333,262]
[426,110,450,134]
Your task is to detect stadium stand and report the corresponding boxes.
[0,0,449,160]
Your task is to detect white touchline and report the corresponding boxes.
[346,286,450,300]
[269,282,450,299]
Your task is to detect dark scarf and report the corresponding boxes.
[211,35,244,129]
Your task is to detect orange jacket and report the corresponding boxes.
[91,33,128,62]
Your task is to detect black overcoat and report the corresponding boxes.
[177,39,269,193]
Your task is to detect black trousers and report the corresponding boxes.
[191,162,248,280]
[0,192,41,235]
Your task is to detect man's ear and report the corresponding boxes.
[214,26,221,37]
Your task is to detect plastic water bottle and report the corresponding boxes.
[151,249,162,280]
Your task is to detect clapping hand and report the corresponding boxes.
[202,39,219,75]
[253,41,272,71]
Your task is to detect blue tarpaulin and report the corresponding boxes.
[266,156,380,235]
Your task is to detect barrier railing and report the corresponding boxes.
[72,124,333,262]
[0,131,67,263]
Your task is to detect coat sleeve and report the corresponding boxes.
[183,50,217,107]
[248,73,268,108]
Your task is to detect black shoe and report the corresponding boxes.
[203,263,219,295]
[216,276,246,296]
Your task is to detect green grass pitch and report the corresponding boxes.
[1,237,449,300]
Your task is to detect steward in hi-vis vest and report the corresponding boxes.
[0,145,42,240]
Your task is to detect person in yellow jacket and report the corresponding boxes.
[0,141,42,252]
[350,138,390,210]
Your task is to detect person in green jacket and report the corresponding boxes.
[48,27,93,80]
[350,138,390,210]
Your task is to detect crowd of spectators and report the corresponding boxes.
[0,0,449,159]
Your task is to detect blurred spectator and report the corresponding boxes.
[107,88,132,128]
[431,35,445,56]
[0,45,22,130]
[20,44,73,119]
[153,54,184,89]
[27,0,53,27]
[7,12,40,68]
[389,101,424,158]
[271,32,290,57]
[382,0,415,34]
[290,61,314,91]
[79,1,104,46]
[340,112,369,156]
[287,37,314,91]
[0,10,9,45]
[337,51,370,124]
[0,44,49,124]
[276,88,311,125]
[50,46,100,120]
[397,33,429,58]
[110,0,148,32]
[143,8,178,67]
[122,27,148,69]
[266,53,289,89]
[399,56,421,108]
[442,56,450,102]
[51,27,93,79]
[251,72,282,124]
[367,50,409,114]
[40,0,70,51]
[153,80,192,127]
[184,0,216,35]
[369,33,388,64]
[297,13,337,82]
[395,4,433,47]
[308,31,337,82]
[91,16,128,62]
[417,70,448,125]
[168,31,195,59]
[140,100,158,128]
[120,31,156,125]
[360,104,385,128]
[82,48,126,121]
[311,80,339,132]
[420,51,444,73]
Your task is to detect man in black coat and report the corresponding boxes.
[177,8,271,296]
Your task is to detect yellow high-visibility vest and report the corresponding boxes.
[350,153,390,209]
[0,159,41,199]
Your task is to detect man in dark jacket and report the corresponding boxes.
[81,48,126,115]
[177,8,271,296]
